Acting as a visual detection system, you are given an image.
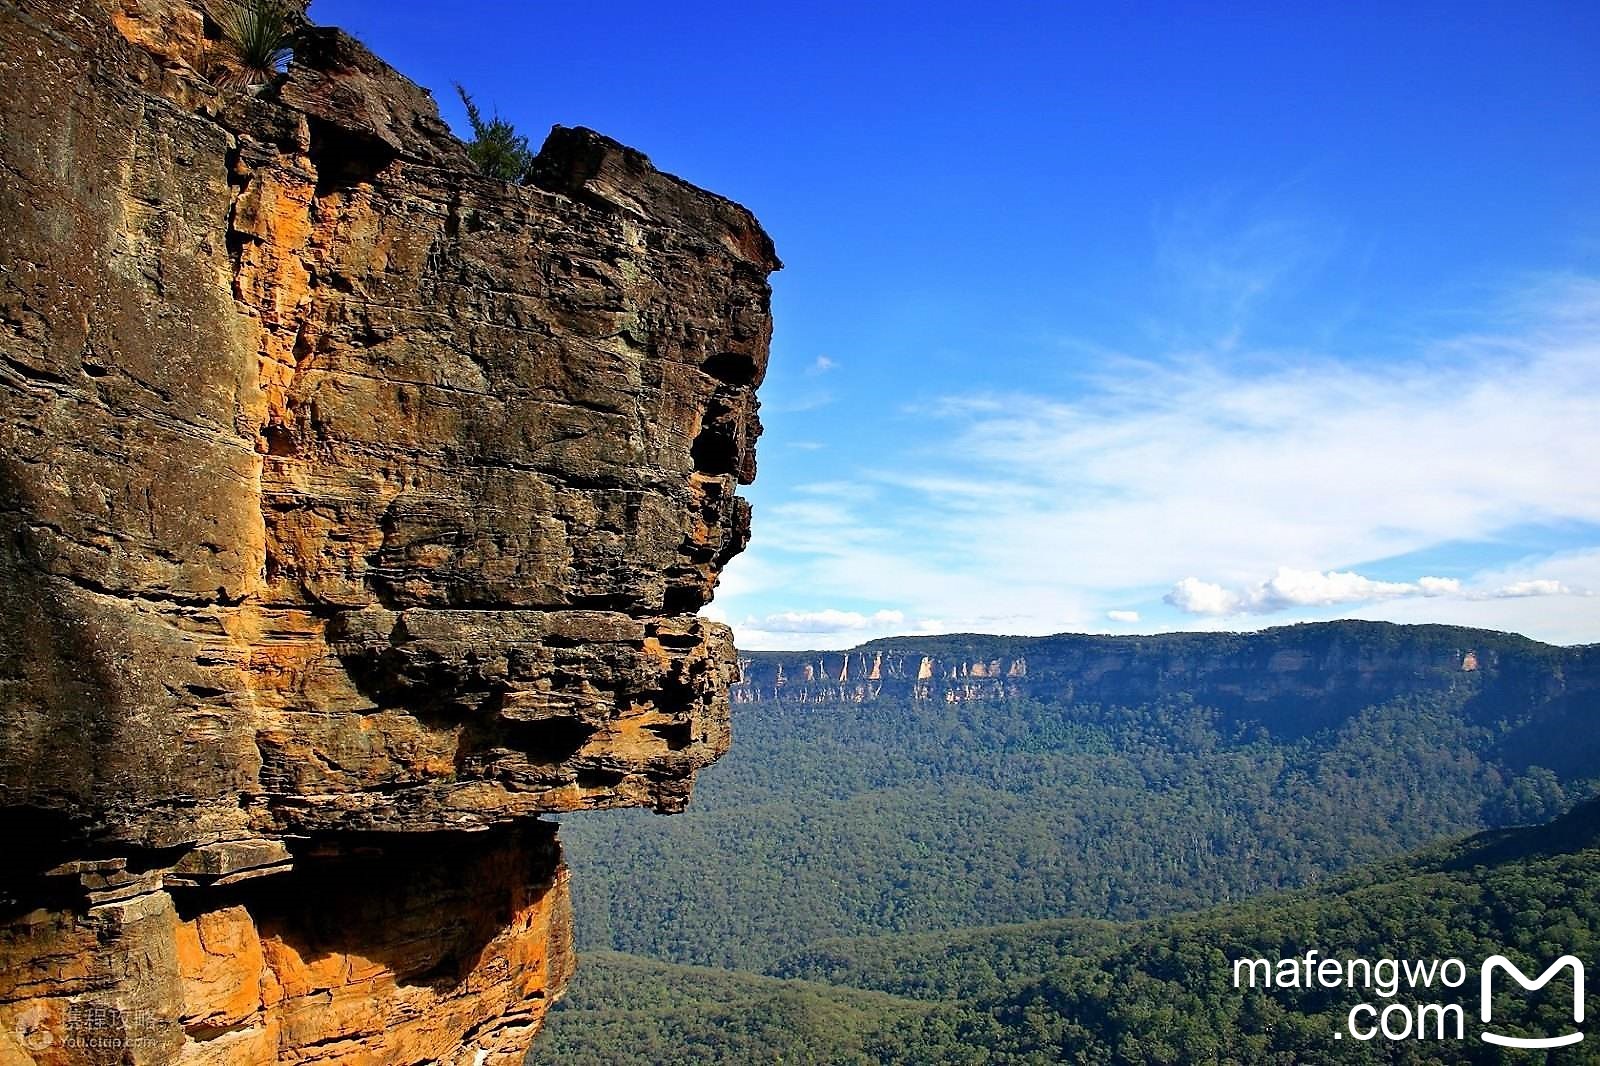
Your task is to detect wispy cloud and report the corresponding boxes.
[1494,578,1572,598]
[726,607,954,648]
[1354,547,1600,639]
[1149,183,1344,349]
[1165,569,1447,616]
[750,608,904,633]
[718,278,1600,648]
[1164,567,1580,617]
[768,355,839,413]
[1106,609,1141,623]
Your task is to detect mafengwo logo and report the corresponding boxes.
[1233,950,1586,1046]
[1482,955,1584,1049]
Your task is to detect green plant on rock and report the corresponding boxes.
[211,0,298,87]
[455,84,538,184]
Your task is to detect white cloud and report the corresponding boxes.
[1165,578,1241,616]
[750,608,904,634]
[807,355,837,375]
[1167,567,1437,615]
[794,480,879,503]
[1258,568,1419,608]
[1346,548,1600,645]
[725,607,957,649]
[720,278,1600,647]
[1107,609,1141,623]
[1165,566,1585,618]
[1493,579,1571,598]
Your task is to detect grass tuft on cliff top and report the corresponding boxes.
[210,0,298,88]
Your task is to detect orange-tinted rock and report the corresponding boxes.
[174,907,266,1034]
[1,826,570,1065]
[0,0,773,1059]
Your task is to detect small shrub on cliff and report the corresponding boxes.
[210,0,298,87]
[455,84,538,184]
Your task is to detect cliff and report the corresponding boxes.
[0,0,776,1061]
[735,622,1600,750]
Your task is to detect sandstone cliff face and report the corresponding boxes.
[734,623,1599,744]
[0,0,776,1060]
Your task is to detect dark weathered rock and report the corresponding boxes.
[0,0,775,1059]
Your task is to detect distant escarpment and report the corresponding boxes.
[0,0,776,1061]
[737,622,1598,745]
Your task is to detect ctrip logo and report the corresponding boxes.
[1481,955,1584,1049]
[12,1003,55,1052]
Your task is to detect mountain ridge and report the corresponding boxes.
[733,621,1599,753]
[560,619,1598,974]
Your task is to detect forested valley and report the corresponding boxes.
[531,623,1599,1063]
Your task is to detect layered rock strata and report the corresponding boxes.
[734,623,1599,741]
[0,0,776,1060]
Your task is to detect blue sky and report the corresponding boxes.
[316,0,1600,648]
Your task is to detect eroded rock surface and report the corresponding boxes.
[0,0,775,1060]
